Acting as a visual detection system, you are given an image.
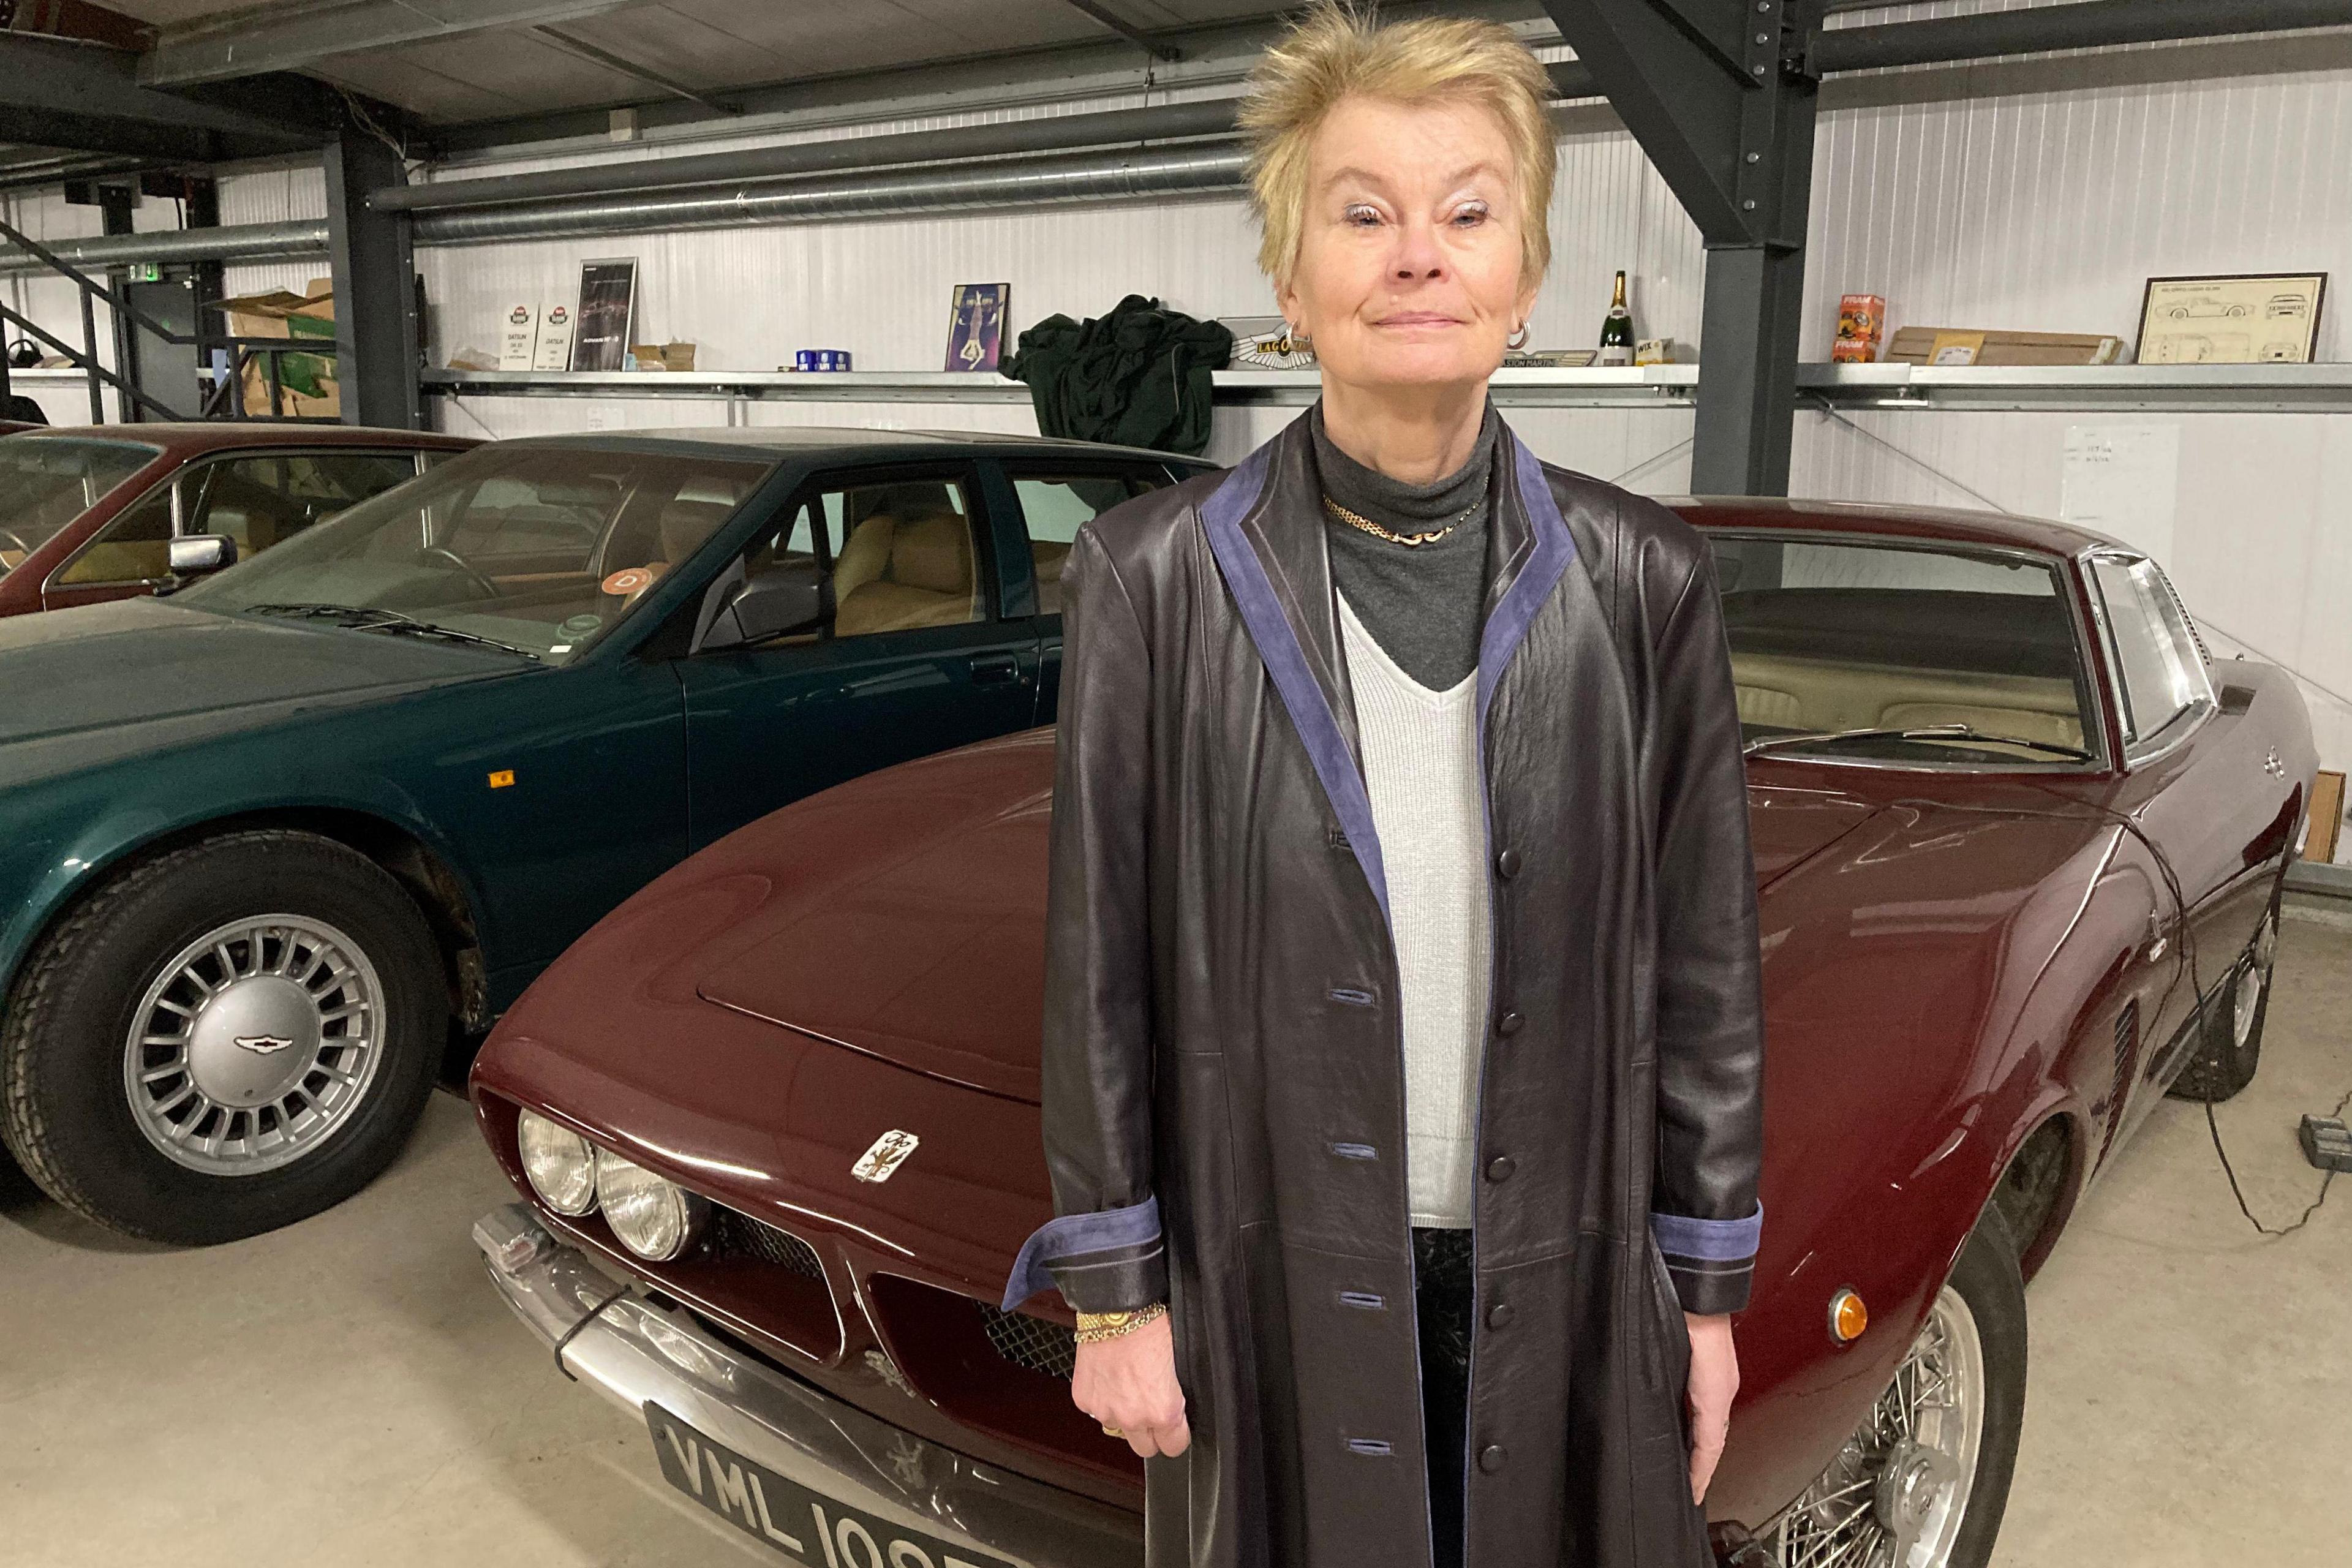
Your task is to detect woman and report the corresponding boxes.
[997,6,1764,1565]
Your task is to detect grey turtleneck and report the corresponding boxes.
[1310,398,1499,692]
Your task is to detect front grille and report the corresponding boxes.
[707,1206,826,1281]
[977,1301,1076,1380]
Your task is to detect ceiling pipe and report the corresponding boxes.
[6,0,2346,274]
[368,96,1250,214]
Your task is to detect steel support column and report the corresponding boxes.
[1544,0,1823,494]
[323,135,421,430]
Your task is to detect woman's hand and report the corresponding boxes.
[1683,1311,1739,1504]
[1070,1314,1191,1459]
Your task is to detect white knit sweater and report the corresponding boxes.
[1335,591,1491,1230]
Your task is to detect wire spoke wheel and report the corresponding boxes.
[121,914,386,1176]
[1766,1284,1988,1568]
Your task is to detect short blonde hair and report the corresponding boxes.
[1237,1,1556,291]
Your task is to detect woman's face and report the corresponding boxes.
[1275,93,1537,399]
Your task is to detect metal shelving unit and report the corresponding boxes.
[418,362,2352,414]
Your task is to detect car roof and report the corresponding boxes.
[1667,496,2124,558]
[494,425,1214,467]
[21,423,478,457]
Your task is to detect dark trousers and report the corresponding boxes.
[1412,1225,1475,1568]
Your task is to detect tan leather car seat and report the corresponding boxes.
[835,508,979,635]
[1031,540,1072,615]
[610,496,733,604]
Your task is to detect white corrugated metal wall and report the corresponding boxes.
[3,23,2346,834]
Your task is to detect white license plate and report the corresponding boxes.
[645,1403,1019,1568]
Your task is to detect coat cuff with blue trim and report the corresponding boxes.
[1651,1202,1763,1316]
[998,1194,1166,1313]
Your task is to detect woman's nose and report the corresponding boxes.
[1391,217,1445,279]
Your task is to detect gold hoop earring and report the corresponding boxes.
[1507,322,1531,352]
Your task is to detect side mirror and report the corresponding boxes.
[168,533,238,577]
[696,559,832,652]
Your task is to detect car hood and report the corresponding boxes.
[0,597,524,750]
[549,733,1893,1106]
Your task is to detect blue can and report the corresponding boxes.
[822,349,852,371]
[793,349,818,371]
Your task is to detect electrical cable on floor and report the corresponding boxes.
[2205,1085,2349,1239]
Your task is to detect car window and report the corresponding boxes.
[1707,533,2098,767]
[2089,555,2211,755]
[0,437,156,574]
[57,482,175,585]
[187,451,424,560]
[1008,470,1160,614]
[729,475,985,648]
[170,445,777,666]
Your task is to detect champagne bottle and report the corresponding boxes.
[1597,270,1634,366]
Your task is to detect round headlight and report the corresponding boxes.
[595,1150,708,1262]
[518,1110,597,1216]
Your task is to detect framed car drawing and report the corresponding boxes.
[2136,271,2326,364]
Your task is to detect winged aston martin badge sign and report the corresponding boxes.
[851,1129,919,1183]
[233,1035,296,1055]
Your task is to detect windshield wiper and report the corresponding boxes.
[1744,723,2090,761]
[245,601,543,663]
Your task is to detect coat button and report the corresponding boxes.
[1496,1011,1523,1037]
[1485,1302,1514,1329]
[1485,1155,1514,1183]
[1496,848,1523,878]
[1479,1444,1507,1473]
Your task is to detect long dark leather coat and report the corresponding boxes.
[1000,408,1766,1568]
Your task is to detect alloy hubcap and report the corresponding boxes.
[123,916,385,1176]
[1766,1284,1986,1567]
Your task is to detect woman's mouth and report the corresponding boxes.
[1374,312,1463,328]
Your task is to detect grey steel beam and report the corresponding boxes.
[139,0,645,87]
[1545,0,1823,495]
[324,135,421,429]
[1815,0,2352,72]
[0,33,330,159]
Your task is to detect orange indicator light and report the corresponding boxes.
[1828,1288,1868,1344]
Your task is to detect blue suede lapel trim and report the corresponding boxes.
[1476,429,1578,733]
[999,1193,1163,1312]
[1200,444,1393,928]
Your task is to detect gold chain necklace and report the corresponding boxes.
[1322,492,1482,548]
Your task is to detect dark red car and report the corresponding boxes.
[0,423,474,616]
[468,499,2315,1568]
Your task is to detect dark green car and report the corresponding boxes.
[0,428,1209,1243]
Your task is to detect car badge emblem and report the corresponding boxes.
[233,1035,296,1056]
[851,1129,919,1183]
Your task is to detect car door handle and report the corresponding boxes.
[968,652,1022,685]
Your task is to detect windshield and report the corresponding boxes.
[1709,532,2098,767]
[0,437,158,574]
[174,444,777,665]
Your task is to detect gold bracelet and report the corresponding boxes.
[1073,1303,1167,1343]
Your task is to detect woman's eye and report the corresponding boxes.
[1344,206,1382,227]
[1452,205,1490,226]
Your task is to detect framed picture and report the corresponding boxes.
[2136,272,2326,365]
[570,257,639,372]
[945,282,1009,372]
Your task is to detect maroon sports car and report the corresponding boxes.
[468,498,2315,1568]
[0,423,474,616]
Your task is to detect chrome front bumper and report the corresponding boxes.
[472,1202,1140,1568]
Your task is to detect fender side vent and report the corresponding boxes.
[2098,999,2140,1167]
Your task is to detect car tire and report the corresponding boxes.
[2165,895,2278,1104]
[0,829,447,1244]
[1762,1207,2027,1568]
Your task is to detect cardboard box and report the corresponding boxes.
[1887,326,2124,367]
[2307,771,2345,864]
[210,278,339,417]
[628,341,697,371]
[1832,293,1885,363]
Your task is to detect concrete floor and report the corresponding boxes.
[3,920,2347,1568]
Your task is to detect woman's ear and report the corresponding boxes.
[1273,275,1302,337]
